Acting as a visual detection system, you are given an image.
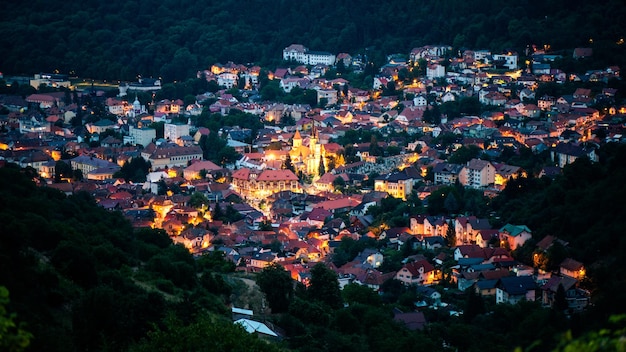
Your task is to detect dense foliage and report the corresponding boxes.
[492,143,626,323]
[0,165,273,351]
[2,0,626,81]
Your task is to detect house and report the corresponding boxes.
[231,168,301,199]
[459,159,495,189]
[551,142,598,168]
[354,248,384,269]
[423,216,448,237]
[559,258,585,280]
[473,279,499,297]
[282,44,335,65]
[541,275,589,312]
[374,169,420,200]
[433,162,463,185]
[496,276,537,304]
[395,259,436,285]
[494,163,523,188]
[183,160,222,180]
[426,63,445,79]
[142,143,203,169]
[499,224,532,250]
[416,285,441,301]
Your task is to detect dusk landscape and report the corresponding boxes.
[1,1,626,351]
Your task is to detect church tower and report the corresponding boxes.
[293,130,302,149]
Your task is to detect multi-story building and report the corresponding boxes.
[283,44,336,66]
[141,143,203,169]
[164,122,190,143]
[459,159,495,188]
[70,155,120,179]
[128,125,156,147]
[231,168,301,199]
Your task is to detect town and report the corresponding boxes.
[1,42,621,333]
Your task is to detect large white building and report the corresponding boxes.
[283,44,336,66]
[492,52,519,70]
[164,122,190,142]
[127,125,156,147]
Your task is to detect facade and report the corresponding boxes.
[395,260,436,285]
[283,44,336,66]
[142,143,203,169]
[289,129,325,176]
[499,224,532,250]
[492,52,519,70]
[128,125,156,147]
[374,170,416,200]
[433,162,463,185]
[164,122,190,142]
[496,276,536,304]
[459,159,495,189]
[231,168,301,199]
[71,155,120,177]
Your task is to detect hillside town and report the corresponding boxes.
[2,42,619,321]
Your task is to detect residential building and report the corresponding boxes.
[499,224,532,250]
[496,276,537,304]
[374,169,420,200]
[141,143,203,169]
[459,159,495,188]
[128,125,156,147]
[433,162,463,185]
[164,122,190,143]
[395,260,436,285]
[231,168,301,199]
[282,44,335,66]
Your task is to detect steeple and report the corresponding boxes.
[293,130,302,148]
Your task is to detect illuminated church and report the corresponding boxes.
[289,128,325,176]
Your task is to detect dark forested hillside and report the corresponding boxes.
[1,0,625,81]
[0,165,280,352]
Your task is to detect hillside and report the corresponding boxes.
[1,0,625,81]
[0,165,282,352]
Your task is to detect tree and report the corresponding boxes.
[444,193,460,214]
[342,283,382,307]
[283,154,294,172]
[332,176,346,193]
[211,202,223,221]
[445,220,457,247]
[189,192,209,209]
[256,263,293,313]
[307,263,342,309]
[54,160,73,182]
[554,283,568,312]
[0,287,32,352]
[318,156,326,176]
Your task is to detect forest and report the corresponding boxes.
[1,0,626,81]
[2,143,626,351]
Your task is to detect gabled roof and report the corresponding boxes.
[542,275,577,293]
[257,169,298,181]
[500,224,531,237]
[560,258,584,272]
[234,319,278,337]
[498,276,536,295]
[402,259,435,276]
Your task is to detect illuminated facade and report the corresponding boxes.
[231,168,301,199]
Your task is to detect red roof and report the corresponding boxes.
[257,169,298,181]
[403,259,435,276]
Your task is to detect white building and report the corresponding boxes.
[492,52,519,70]
[283,44,336,66]
[164,122,190,142]
[128,125,156,147]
